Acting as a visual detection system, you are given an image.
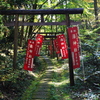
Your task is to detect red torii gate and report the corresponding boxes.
[0,8,84,86]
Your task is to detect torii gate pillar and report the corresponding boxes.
[66,14,75,86]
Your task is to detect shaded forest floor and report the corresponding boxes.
[0,55,100,100]
[49,58,100,100]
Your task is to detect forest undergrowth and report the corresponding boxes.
[49,58,100,100]
[0,50,47,100]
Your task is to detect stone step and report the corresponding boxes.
[33,93,48,99]
[45,70,54,72]
[43,76,52,78]
[32,56,54,100]
[38,86,49,90]
[38,84,49,89]
[36,89,48,92]
[41,79,52,81]
[32,98,48,100]
[34,92,48,95]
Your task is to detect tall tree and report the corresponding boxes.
[93,0,98,22]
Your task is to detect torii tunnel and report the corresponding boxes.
[0,8,84,86]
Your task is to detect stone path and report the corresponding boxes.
[32,56,54,100]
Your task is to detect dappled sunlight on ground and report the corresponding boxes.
[28,71,39,78]
[49,79,70,87]
[53,63,69,73]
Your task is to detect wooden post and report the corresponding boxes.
[41,14,44,22]
[52,38,55,58]
[66,14,75,86]
[20,15,24,47]
[94,0,98,21]
[13,15,19,70]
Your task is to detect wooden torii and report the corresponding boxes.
[0,8,84,86]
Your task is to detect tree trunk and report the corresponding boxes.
[20,15,24,47]
[94,0,98,23]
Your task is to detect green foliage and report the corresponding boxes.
[0,0,10,10]
[0,51,47,100]
[0,15,8,36]
[0,68,34,99]
[49,87,61,100]
[79,43,100,76]
[21,80,39,100]
[49,58,100,100]
[0,55,5,65]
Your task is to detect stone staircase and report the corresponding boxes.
[32,56,54,100]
